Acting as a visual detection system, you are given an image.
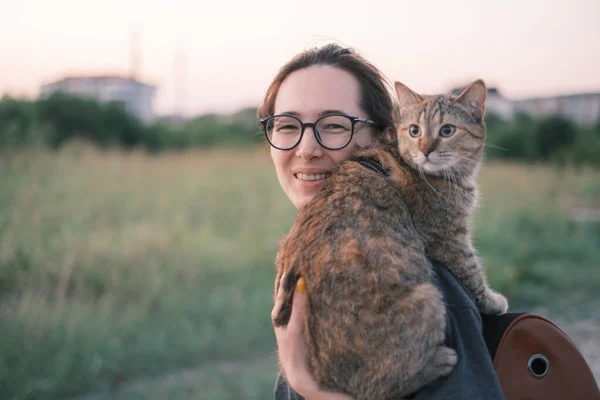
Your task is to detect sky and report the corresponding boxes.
[1,0,599,116]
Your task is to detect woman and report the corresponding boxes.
[259,43,505,400]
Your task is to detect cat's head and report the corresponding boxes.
[394,80,487,178]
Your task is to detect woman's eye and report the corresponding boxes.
[439,124,456,137]
[323,124,346,131]
[276,125,299,132]
[409,125,420,137]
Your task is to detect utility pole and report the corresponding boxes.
[174,48,186,116]
[130,27,141,80]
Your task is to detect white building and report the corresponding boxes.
[483,88,516,120]
[450,85,600,125]
[40,76,156,123]
[513,93,600,125]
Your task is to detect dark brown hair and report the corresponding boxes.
[258,43,396,137]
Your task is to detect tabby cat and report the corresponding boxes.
[391,79,507,316]
[272,80,507,400]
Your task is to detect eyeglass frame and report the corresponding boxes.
[259,113,380,151]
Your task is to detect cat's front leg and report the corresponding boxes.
[450,254,508,315]
[467,257,509,315]
[428,239,508,315]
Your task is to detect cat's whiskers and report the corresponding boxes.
[449,169,459,196]
[450,167,463,201]
[450,162,469,178]
[452,153,478,163]
[418,168,441,197]
[485,142,509,152]
[442,169,455,199]
[450,155,480,178]
[448,168,466,208]
[452,164,476,194]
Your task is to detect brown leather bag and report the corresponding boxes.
[482,312,600,400]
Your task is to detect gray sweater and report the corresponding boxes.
[274,261,505,400]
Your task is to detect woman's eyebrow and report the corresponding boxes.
[320,109,348,116]
[276,110,349,118]
[278,111,300,117]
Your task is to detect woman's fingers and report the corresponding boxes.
[271,273,287,322]
[272,274,308,330]
[287,277,307,331]
[272,276,319,396]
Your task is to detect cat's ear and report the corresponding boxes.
[455,79,487,119]
[395,81,423,108]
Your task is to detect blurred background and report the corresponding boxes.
[1,0,599,399]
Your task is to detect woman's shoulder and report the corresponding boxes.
[431,261,479,312]
[413,261,505,399]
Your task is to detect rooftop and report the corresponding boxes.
[43,75,156,89]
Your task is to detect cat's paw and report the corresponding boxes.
[430,346,458,377]
[481,290,509,315]
[400,346,458,397]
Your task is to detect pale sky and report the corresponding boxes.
[1,0,599,116]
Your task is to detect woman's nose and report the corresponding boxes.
[295,127,323,160]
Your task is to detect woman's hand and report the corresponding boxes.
[272,274,356,400]
[272,274,318,395]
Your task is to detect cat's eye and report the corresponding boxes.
[409,125,421,137]
[439,124,456,137]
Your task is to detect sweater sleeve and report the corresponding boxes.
[274,372,305,400]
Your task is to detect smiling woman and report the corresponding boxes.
[263,65,389,208]
[258,49,395,209]
[258,43,505,400]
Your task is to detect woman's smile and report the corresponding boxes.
[294,172,331,181]
[292,169,332,196]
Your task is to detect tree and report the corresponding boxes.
[534,116,576,160]
[0,96,40,146]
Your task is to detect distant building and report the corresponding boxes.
[513,92,600,125]
[483,88,516,120]
[450,85,600,125]
[40,76,156,123]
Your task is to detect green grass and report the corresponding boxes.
[0,143,599,399]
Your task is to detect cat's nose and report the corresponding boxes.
[418,140,434,157]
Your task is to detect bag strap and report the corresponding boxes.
[480,312,526,360]
[356,157,390,178]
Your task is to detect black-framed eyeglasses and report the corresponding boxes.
[259,114,378,151]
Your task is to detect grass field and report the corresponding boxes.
[1,143,599,399]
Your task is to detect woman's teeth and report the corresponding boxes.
[295,173,331,181]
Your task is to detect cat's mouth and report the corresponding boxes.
[412,156,446,174]
[294,173,331,181]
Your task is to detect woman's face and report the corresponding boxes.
[270,65,386,209]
